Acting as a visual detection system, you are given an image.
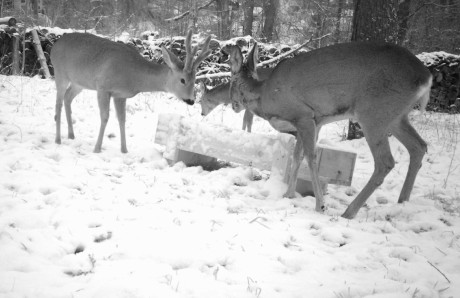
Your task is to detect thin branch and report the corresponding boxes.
[197,33,332,80]
[197,72,231,80]
[256,33,331,68]
[427,260,451,284]
[165,0,216,22]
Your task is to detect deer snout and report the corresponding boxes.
[232,101,244,113]
[183,99,194,105]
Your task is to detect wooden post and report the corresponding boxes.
[12,33,20,75]
[30,29,51,78]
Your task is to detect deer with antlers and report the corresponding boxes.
[51,30,211,153]
[198,40,310,133]
[224,41,432,219]
[198,68,273,132]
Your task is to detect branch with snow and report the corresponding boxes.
[256,33,331,68]
[165,0,216,22]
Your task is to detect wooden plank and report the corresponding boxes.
[296,146,356,186]
[270,133,296,181]
[154,113,356,186]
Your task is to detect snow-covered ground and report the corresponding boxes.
[0,75,459,298]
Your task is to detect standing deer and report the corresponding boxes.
[198,68,273,132]
[51,30,211,153]
[225,42,432,219]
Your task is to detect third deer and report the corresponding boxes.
[198,68,273,132]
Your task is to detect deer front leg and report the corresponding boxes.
[94,91,111,153]
[296,118,325,212]
[284,137,304,198]
[114,97,128,153]
[242,110,254,132]
[54,77,67,145]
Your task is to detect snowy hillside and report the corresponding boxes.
[0,75,459,297]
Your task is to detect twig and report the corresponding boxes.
[197,71,231,80]
[257,32,331,68]
[165,0,215,22]
[196,33,332,80]
[436,247,447,256]
[427,260,451,283]
[249,216,270,229]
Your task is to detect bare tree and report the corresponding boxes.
[334,0,345,43]
[397,0,411,44]
[242,0,254,36]
[261,0,278,42]
[215,0,231,39]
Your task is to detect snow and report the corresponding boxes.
[416,52,460,67]
[0,74,459,298]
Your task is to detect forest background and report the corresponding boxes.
[1,0,459,55]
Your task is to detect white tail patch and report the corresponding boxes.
[416,76,433,113]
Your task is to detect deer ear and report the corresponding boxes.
[198,81,208,93]
[225,45,243,74]
[247,42,259,79]
[161,46,182,71]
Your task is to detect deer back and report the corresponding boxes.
[51,32,211,103]
[228,42,432,127]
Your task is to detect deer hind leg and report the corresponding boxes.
[390,115,427,203]
[297,118,325,212]
[94,91,111,153]
[342,132,395,219]
[63,84,82,140]
[114,98,128,154]
[54,76,68,144]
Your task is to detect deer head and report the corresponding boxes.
[162,30,212,105]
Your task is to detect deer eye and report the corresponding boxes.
[180,78,186,85]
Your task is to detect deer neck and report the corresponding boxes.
[211,83,233,105]
[137,61,171,93]
[240,78,264,114]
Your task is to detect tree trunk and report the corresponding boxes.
[347,0,399,140]
[31,0,39,17]
[188,0,198,32]
[351,0,399,42]
[13,0,21,10]
[261,0,278,42]
[242,0,254,36]
[397,0,411,45]
[216,0,231,39]
[334,0,345,44]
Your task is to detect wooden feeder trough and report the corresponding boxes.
[154,113,357,196]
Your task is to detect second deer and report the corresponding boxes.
[51,30,211,153]
[225,42,432,219]
[198,68,273,132]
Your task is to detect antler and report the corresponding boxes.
[184,29,194,72]
[192,35,212,71]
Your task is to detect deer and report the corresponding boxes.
[198,41,309,133]
[198,68,273,132]
[224,41,432,219]
[51,30,211,153]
